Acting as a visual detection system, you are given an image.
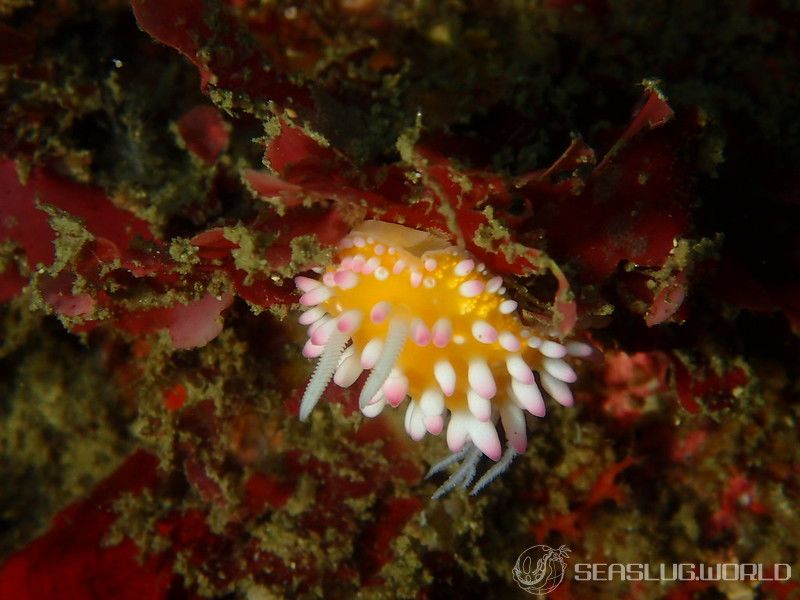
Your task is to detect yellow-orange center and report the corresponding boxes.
[320,240,539,411]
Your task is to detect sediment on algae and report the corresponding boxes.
[0,297,133,558]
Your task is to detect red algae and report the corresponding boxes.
[176,105,230,165]
[0,451,169,600]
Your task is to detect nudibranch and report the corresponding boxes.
[295,221,590,497]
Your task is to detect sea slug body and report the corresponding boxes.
[296,221,591,496]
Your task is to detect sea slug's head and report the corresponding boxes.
[295,220,591,483]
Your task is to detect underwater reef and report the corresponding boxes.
[1,1,799,598]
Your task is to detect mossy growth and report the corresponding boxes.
[0,300,133,559]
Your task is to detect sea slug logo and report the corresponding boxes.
[512,544,571,595]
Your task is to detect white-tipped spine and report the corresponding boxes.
[543,357,577,383]
[499,299,518,314]
[511,378,546,417]
[337,309,363,334]
[361,396,385,418]
[360,338,384,369]
[333,352,363,388]
[411,318,431,345]
[541,372,574,407]
[302,339,325,358]
[566,341,593,357]
[424,415,444,435]
[506,355,535,384]
[499,402,527,454]
[468,358,496,400]
[454,259,475,276]
[322,272,336,287]
[362,257,380,275]
[311,317,339,346]
[467,389,492,421]
[471,320,498,344]
[432,318,453,347]
[405,402,426,440]
[392,259,407,274]
[446,411,471,452]
[383,370,409,406]
[540,340,567,358]
[308,314,330,336]
[299,307,325,326]
[459,279,484,298]
[468,419,502,461]
[486,276,503,293]
[299,286,332,306]
[370,301,391,323]
[333,270,359,290]
[295,276,321,292]
[498,332,520,352]
[434,360,457,396]
[420,388,445,417]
